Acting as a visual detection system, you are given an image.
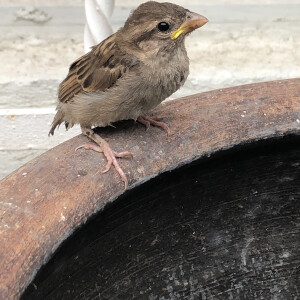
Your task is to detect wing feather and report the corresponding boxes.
[58,34,138,103]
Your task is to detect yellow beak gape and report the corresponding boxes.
[170,27,185,40]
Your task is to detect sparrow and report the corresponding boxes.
[49,1,208,189]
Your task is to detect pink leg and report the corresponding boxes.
[76,127,132,189]
[137,115,170,136]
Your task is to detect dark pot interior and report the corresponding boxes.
[22,136,300,299]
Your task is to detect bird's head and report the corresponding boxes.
[118,1,208,55]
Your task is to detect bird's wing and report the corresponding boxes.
[58,34,138,103]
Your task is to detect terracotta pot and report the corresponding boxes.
[1,79,299,299]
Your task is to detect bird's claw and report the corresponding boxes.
[75,143,101,152]
[76,141,131,189]
[137,115,170,136]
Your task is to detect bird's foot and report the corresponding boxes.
[137,115,170,135]
[76,141,132,189]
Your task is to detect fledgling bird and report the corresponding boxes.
[49,1,208,189]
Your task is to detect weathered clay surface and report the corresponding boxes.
[0,79,299,299]
[23,137,300,299]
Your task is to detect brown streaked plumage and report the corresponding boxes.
[49,1,208,189]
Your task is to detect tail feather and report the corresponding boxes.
[49,110,64,136]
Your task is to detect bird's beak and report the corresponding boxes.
[171,12,208,40]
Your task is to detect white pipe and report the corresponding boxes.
[84,0,115,53]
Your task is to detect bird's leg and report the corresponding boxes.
[75,126,132,189]
[137,115,170,135]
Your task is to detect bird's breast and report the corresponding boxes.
[142,52,189,105]
[92,48,190,123]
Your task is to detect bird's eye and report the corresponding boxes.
[157,22,170,32]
